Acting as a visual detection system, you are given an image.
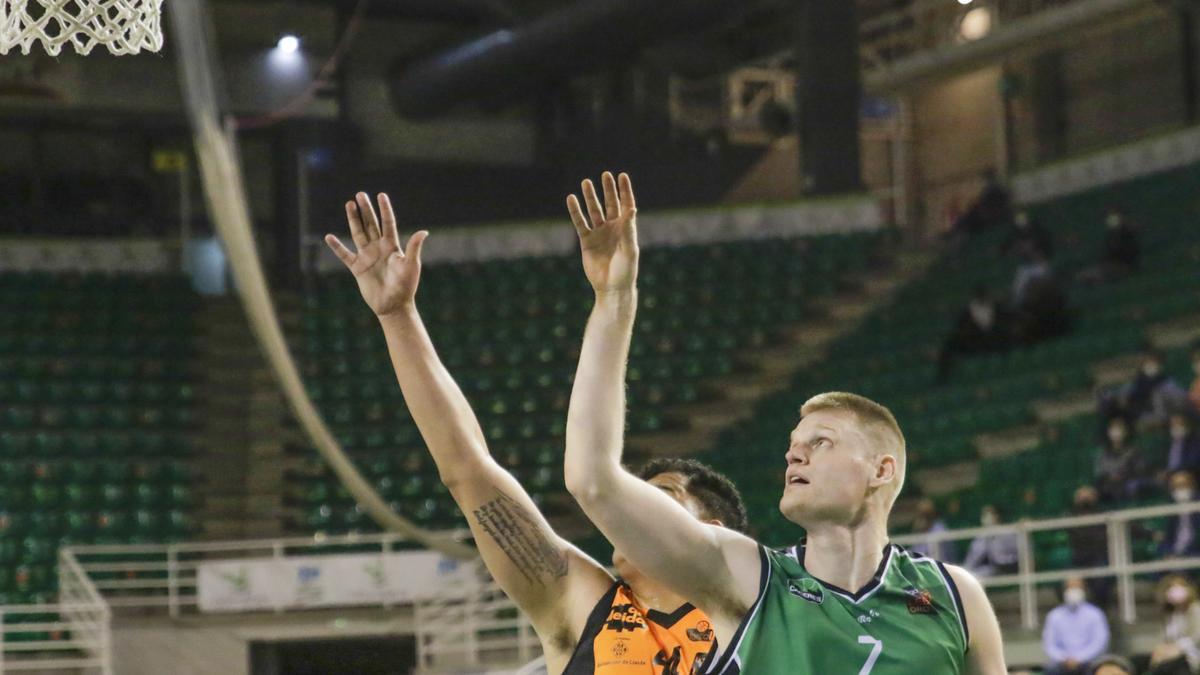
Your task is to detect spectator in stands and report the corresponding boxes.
[1003,210,1055,260]
[962,504,1019,577]
[1011,248,1070,344]
[1077,206,1140,285]
[1042,577,1111,675]
[910,497,956,562]
[1150,574,1200,674]
[1118,349,1190,427]
[948,169,1012,241]
[936,284,1013,381]
[1164,414,1200,479]
[1159,471,1200,559]
[1069,485,1113,607]
[1095,417,1150,504]
[1089,655,1136,675]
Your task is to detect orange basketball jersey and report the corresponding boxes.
[562,581,716,674]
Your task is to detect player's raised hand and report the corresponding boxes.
[567,171,638,293]
[325,192,429,317]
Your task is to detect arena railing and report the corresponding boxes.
[0,548,115,673]
[61,531,538,672]
[892,499,1200,630]
[54,500,1200,644]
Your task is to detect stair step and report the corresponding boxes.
[1090,354,1143,389]
[1032,390,1095,423]
[973,425,1041,458]
[1149,313,1200,349]
[914,461,979,497]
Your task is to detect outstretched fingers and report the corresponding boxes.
[406,230,430,263]
[581,179,606,229]
[567,194,590,238]
[378,193,401,248]
[345,200,370,250]
[618,173,637,215]
[601,171,620,219]
[355,192,383,241]
[325,234,357,268]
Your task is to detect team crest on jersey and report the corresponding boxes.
[788,578,824,604]
[686,620,714,642]
[905,587,936,615]
[611,639,629,658]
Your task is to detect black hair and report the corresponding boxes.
[636,458,749,534]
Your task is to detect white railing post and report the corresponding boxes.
[101,603,114,675]
[272,542,286,614]
[1016,523,1038,630]
[381,535,394,611]
[466,579,479,667]
[0,607,5,675]
[1110,517,1137,625]
[167,544,180,619]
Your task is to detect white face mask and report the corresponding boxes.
[1143,363,1162,378]
[1064,587,1086,607]
[1173,425,1189,440]
[1168,584,1192,606]
[1106,213,1122,228]
[1015,214,1029,228]
[980,511,999,527]
[1174,488,1194,503]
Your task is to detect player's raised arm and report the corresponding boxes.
[562,172,761,626]
[324,193,611,643]
[945,565,1008,674]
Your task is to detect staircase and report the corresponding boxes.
[191,297,289,540]
[626,244,939,460]
[911,311,1200,500]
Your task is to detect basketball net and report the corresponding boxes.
[0,0,164,56]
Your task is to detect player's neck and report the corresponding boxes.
[802,518,889,593]
[625,573,689,613]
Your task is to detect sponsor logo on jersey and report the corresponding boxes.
[686,620,714,642]
[654,646,683,674]
[611,639,629,658]
[905,587,936,615]
[788,577,824,604]
[606,603,648,632]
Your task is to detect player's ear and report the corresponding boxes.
[870,455,897,488]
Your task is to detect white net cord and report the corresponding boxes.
[0,0,164,56]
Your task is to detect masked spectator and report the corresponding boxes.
[962,504,1019,577]
[1043,577,1110,675]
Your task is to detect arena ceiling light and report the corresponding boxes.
[276,34,301,54]
[959,6,993,41]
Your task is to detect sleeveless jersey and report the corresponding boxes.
[706,543,969,674]
[564,581,717,674]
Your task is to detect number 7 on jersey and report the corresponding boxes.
[857,635,883,675]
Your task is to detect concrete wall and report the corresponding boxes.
[910,67,1004,233]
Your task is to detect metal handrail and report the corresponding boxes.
[893,499,1200,628]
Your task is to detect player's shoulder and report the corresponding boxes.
[938,564,996,627]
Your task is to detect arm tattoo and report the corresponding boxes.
[473,492,568,586]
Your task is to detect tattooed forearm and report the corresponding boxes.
[473,492,568,586]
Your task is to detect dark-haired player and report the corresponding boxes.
[325,191,749,674]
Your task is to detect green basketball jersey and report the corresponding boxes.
[706,543,969,674]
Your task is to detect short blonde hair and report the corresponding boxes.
[800,392,906,504]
